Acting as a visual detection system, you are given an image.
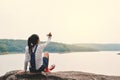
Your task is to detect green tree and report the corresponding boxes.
[0,44,7,52]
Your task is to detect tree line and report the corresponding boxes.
[0,39,97,53]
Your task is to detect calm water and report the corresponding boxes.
[0,51,120,76]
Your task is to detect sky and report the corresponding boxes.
[0,0,120,44]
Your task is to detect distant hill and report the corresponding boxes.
[0,39,98,53]
[75,43,120,51]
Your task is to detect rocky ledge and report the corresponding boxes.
[0,70,120,80]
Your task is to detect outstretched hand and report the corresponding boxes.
[47,32,52,37]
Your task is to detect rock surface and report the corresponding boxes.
[0,70,120,80]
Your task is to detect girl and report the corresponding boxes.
[24,33,55,73]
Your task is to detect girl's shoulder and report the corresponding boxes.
[37,44,45,48]
[37,44,42,47]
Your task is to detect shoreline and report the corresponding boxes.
[0,52,120,77]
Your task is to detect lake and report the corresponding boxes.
[0,51,120,76]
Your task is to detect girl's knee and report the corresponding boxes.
[44,52,49,58]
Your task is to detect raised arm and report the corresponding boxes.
[42,32,52,48]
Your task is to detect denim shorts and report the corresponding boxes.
[30,57,48,73]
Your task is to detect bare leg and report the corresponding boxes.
[44,52,55,72]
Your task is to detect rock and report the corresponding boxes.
[0,70,120,80]
[117,53,120,55]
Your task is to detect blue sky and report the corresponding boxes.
[0,0,120,43]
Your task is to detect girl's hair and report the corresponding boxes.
[28,34,39,54]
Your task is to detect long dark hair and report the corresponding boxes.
[28,34,39,54]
